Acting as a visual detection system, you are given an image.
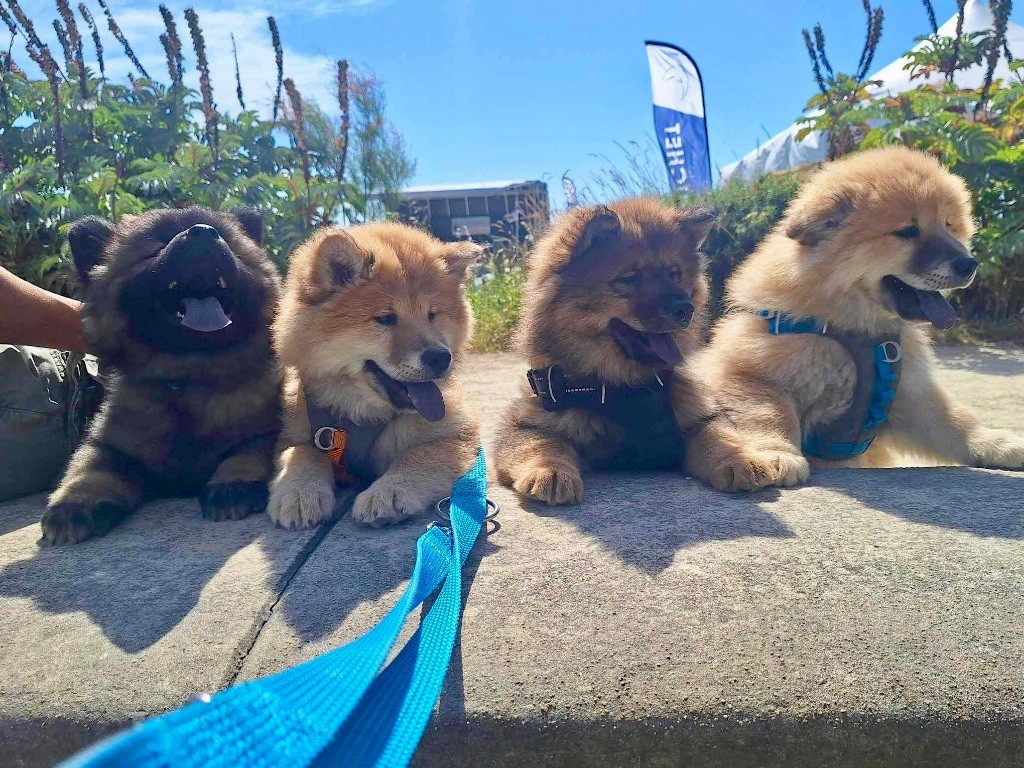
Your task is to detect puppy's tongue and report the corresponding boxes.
[646,332,683,366]
[916,290,959,330]
[179,297,232,332]
[405,380,445,422]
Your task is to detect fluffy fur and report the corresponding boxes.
[686,146,1024,491]
[268,222,482,529]
[494,198,717,504]
[45,207,282,543]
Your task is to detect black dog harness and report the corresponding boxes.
[758,310,902,461]
[306,398,387,484]
[526,365,685,470]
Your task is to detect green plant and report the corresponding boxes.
[466,257,525,353]
[850,0,1024,322]
[0,2,414,288]
[674,171,804,315]
[795,0,885,159]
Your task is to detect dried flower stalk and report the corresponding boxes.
[185,7,219,162]
[77,3,105,80]
[268,16,283,123]
[98,0,149,79]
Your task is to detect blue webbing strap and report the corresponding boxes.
[314,455,486,766]
[757,310,900,461]
[60,450,489,768]
[757,309,828,336]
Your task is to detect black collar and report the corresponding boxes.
[527,365,671,413]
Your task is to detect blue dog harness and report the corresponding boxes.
[758,311,902,461]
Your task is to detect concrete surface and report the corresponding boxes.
[1,346,1022,767]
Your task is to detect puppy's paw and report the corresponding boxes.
[267,478,336,530]
[351,480,429,528]
[511,463,584,505]
[200,480,269,522]
[708,449,809,492]
[41,501,130,544]
[971,429,1024,470]
[772,450,812,487]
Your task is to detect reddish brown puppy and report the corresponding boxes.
[494,198,716,504]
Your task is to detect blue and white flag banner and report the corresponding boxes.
[645,41,712,193]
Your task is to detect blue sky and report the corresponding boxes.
[12,0,1024,203]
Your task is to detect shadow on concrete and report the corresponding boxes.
[416,711,1024,768]
[435,533,499,725]
[306,533,501,763]
[819,467,1024,538]
[264,490,504,644]
[0,493,48,537]
[521,471,795,574]
[0,495,311,653]
[267,508,436,643]
[0,482,483,655]
[935,344,1024,377]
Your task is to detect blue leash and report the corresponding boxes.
[61,450,492,768]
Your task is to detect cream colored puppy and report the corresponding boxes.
[687,147,1024,491]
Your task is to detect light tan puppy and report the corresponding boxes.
[268,223,482,528]
[494,199,716,504]
[687,146,1024,492]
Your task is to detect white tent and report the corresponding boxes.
[720,0,1024,182]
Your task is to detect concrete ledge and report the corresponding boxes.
[2,348,1022,767]
[0,489,352,767]
[235,471,1024,767]
[414,717,1024,767]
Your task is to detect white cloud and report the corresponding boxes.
[12,0,372,117]
[284,0,396,16]
[106,5,337,117]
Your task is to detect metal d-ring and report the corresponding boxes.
[313,426,335,451]
[435,496,500,524]
[880,340,902,364]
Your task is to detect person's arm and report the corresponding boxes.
[0,266,87,352]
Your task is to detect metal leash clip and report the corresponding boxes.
[434,495,500,535]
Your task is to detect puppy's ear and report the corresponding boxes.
[67,217,115,285]
[785,194,853,246]
[303,231,375,302]
[675,206,718,248]
[232,206,265,244]
[564,205,621,262]
[441,240,484,280]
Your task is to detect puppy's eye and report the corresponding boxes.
[375,313,398,327]
[945,218,954,230]
[893,224,920,239]
[428,310,437,323]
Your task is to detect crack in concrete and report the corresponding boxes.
[218,489,358,690]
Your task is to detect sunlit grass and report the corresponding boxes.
[468,267,524,353]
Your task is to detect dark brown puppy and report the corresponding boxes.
[43,207,282,544]
[494,198,716,504]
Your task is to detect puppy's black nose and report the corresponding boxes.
[665,296,695,326]
[185,224,221,241]
[952,256,978,279]
[421,347,452,377]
